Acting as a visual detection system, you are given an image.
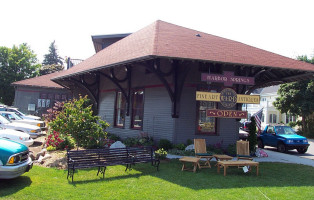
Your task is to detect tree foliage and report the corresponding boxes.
[41,41,64,75]
[42,41,63,66]
[0,44,40,105]
[48,95,110,149]
[39,64,64,75]
[273,55,314,136]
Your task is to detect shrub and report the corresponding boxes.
[226,143,236,156]
[168,149,195,156]
[175,143,186,150]
[124,137,138,147]
[158,139,172,150]
[107,133,121,142]
[49,95,110,149]
[155,148,167,160]
[58,135,75,150]
[186,139,193,145]
[45,130,75,150]
[45,130,64,149]
[43,101,64,123]
[122,132,154,147]
[47,146,56,151]
[138,132,154,146]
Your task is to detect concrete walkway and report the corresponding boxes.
[168,149,314,167]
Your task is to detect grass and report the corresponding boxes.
[0,160,313,200]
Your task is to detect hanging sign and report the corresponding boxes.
[201,71,255,86]
[207,109,248,119]
[196,88,260,108]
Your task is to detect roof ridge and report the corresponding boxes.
[152,20,160,55]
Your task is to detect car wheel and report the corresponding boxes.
[277,143,287,153]
[257,139,264,149]
[297,147,308,154]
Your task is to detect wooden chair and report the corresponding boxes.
[194,139,213,168]
[236,141,253,160]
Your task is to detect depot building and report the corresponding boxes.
[50,20,314,148]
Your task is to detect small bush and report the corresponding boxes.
[46,146,56,151]
[186,139,193,145]
[138,132,154,146]
[158,139,172,150]
[107,133,121,142]
[226,144,236,156]
[175,143,186,150]
[123,133,154,147]
[155,148,167,160]
[124,137,138,147]
[168,149,195,156]
[59,136,75,150]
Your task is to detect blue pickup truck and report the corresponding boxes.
[0,138,32,179]
[257,125,310,153]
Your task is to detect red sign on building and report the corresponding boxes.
[207,109,248,119]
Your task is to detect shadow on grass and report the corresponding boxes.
[0,176,32,197]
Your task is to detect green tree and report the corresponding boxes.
[41,41,64,75]
[42,41,63,66]
[39,64,64,75]
[48,95,110,149]
[0,44,40,105]
[273,55,314,136]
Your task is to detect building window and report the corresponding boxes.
[114,91,126,127]
[269,114,277,123]
[131,89,144,129]
[286,114,296,124]
[55,94,60,100]
[61,94,67,100]
[197,101,217,135]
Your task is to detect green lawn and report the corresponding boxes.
[0,160,313,200]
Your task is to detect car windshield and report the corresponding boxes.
[275,126,296,135]
[8,108,25,116]
[9,113,23,120]
[0,115,11,124]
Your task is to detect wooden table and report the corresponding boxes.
[213,154,233,161]
[217,161,259,176]
[179,157,201,173]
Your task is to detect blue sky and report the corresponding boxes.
[1,0,313,63]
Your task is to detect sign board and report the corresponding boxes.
[28,104,36,111]
[201,71,255,86]
[196,89,260,108]
[207,109,248,119]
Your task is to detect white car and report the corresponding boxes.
[0,115,42,138]
[0,111,46,131]
[0,127,34,147]
[3,107,41,121]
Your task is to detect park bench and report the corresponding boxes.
[67,146,160,182]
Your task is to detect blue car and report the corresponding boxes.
[257,125,310,154]
[0,138,32,179]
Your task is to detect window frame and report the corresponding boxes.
[130,88,145,130]
[114,90,126,128]
[269,114,277,124]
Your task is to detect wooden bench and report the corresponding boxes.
[67,146,160,182]
[217,160,259,176]
[179,157,201,173]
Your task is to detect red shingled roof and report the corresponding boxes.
[53,20,314,80]
[12,71,65,89]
